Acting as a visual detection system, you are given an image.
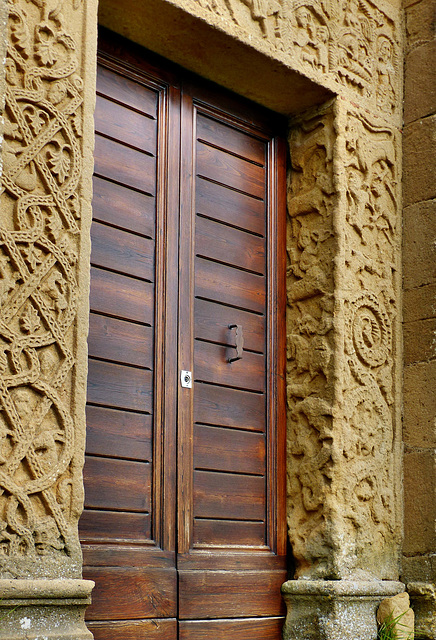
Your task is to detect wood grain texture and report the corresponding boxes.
[193,518,265,547]
[178,570,287,618]
[179,616,284,640]
[83,567,177,619]
[195,257,265,314]
[95,95,157,154]
[197,142,265,199]
[94,135,156,194]
[86,406,152,461]
[92,176,155,238]
[83,455,151,512]
[196,113,266,165]
[194,424,265,475]
[79,510,151,542]
[193,470,265,521]
[196,177,265,236]
[87,359,153,412]
[88,313,153,369]
[91,221,155,281]
[89,267,154,325]
[195,215,265,275]
[194,383,265,432]
[97,64,158,117]
[87,618,177,640]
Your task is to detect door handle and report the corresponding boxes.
[228,324,243,363]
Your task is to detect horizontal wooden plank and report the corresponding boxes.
[195,257,265,314]
[195,216,265,275]
[97,64,158,117]
[84,567,177,619]
[197,113,266,165]
[195,299,265,354]
[194,384,265,432]
[90,267,154,325]
[178,570,287,618]
[82,545,175,569]
[195,340,265,392]
[91,221,155,281]
[88,314,153,369]
[87,359,153,412]
[193,518,265,547]
[83,455,151,512]
[94,135,156,195]
[196,177,265,236]
[194,425,265,475]
[179,616,284,640]
[193,470,265,521]
[197,142,265,199]
[92,176,155,238]
[86,406,152,461]
[95,94,157,154]
[79,509,151,542]
[87,618,177,640]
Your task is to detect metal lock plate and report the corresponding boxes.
[180,370,192,388]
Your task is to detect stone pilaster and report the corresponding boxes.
[283,89,403,639]
[0,0,97,637]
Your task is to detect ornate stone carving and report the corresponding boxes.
[0,0,85,579]
[286,103,400,580]
[191,0,399,116]
[286,104,337,578]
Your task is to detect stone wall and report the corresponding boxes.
[402,0,436,635]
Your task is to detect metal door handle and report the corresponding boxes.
[228,324,243,363]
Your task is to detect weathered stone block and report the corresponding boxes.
[403,115,436,206]
[404,40,436,124]
[404,361,436,447]
[403,283,436,323]
[403,317,436,364]
[405,0,436,50]
[403,200,436,289]
[377,592,414,640]
[403,449,436,555]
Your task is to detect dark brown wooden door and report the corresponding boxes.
[80,32,287,640]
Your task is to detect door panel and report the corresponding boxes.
[81,33,286,640]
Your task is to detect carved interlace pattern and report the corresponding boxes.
[286,106,399,580]
[0,0,83,577]
[192,0,398,115]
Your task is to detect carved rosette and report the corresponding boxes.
[287,103,400,580]
[190,0,399,117]
[0,0,85,578]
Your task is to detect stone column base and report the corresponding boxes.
[0,579,94,640]
[281,580,405,640]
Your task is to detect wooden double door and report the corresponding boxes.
[80,33,287,640]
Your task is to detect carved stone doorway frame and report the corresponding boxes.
[0,0,404,638]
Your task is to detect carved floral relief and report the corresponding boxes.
[191,0,399,116]
[0,0,84,578]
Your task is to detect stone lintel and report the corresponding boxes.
[0,579,94,640]
[281,580,405,640]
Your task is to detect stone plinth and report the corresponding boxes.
[0,579,94,640]
[282,580,405,640]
